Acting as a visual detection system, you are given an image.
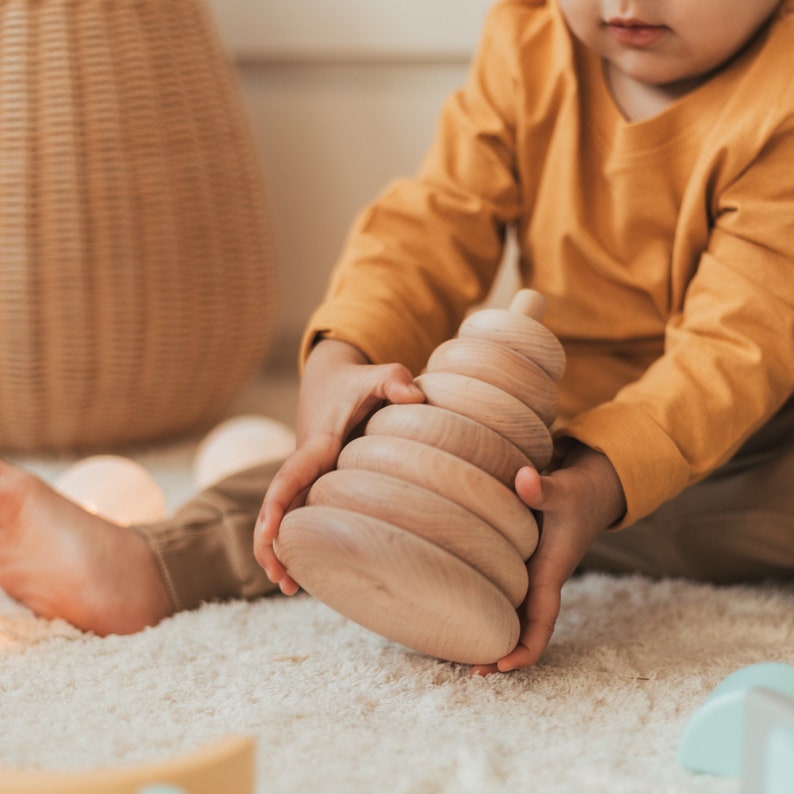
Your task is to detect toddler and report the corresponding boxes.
[1,0,792,674]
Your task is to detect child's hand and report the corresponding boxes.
[253,338,425,595]
[472,443,626,675]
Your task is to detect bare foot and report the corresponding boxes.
[0,460,173,635]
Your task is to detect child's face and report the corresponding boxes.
[557,0,781,88]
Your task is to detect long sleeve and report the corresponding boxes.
[564,118,794,527]
[300,3,529,375]
[299,0,794,529]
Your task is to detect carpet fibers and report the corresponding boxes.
[1,377,792,793]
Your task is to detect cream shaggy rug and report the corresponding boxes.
[1,373,793,793]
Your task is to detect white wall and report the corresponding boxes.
[206,0,493,60]
[205,0,515,360]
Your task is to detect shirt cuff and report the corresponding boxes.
[560,401,692,530]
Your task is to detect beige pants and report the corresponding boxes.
[139,397,794,612]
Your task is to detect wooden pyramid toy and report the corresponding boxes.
[274,289,565,664]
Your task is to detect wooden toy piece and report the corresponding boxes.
[337,436,538,556]
[277,506,523,664]
[365,402,535,486]
[0,735,254,794]
[414,371,553,468]
[275,289,566,665]
[308,469,529,606]
[426,337,559,424]
[457,308,565,380]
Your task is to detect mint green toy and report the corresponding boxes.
[764,726,794,794]
[678,662,794,781]
[742,686,794,794]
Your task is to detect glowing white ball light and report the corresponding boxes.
[194,415,296,489]
[54,455,169,526]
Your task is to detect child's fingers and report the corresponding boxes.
[370,363,425,405]
[255,491,309,589]
[471,559,565,675]
[471,593,559,674]
[498,574,562,672]
[384,378,425,404]
[253,441,339,579]
[277,573,300,596]
[492,537,571,672]
[254,543,286,585]
[470,663,500,677]
[515,465,557,511]
[260,438,340,532]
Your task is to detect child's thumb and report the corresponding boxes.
[380,366,425,404]
[515,465,555,511]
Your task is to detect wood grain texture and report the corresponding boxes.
[337,434,539,558]
[275,289,563,664]
[414,371,553,470]
[275,505,522,665]
[458,309,566,380]
[427,337,559,426]
[364,402,533,486]
[308,468,530,606]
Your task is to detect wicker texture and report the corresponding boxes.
[0,0,277,451]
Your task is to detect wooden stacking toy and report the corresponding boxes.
[275,289,566,665]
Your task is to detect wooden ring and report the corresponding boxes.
[275,505,521,664]
[458,309,566,380]
[364,402,533,485]
[337,434,538,558]
[427,337,558,426]
[308,469,529,606]
[414,372,553,470]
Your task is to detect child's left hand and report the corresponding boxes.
[472,443,626,675]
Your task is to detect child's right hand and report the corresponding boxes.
[472,442,627,675]
[253,338,425,594]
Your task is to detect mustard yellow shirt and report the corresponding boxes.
[303,0,794,527]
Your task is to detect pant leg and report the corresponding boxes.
[581,396,794,583]
[135,461,282,612]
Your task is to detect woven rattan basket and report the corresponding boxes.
[0,0,277,452]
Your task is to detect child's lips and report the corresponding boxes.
[605,18,668,47]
